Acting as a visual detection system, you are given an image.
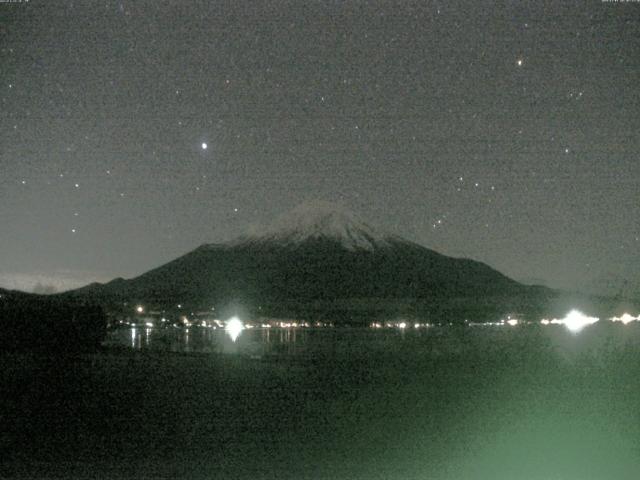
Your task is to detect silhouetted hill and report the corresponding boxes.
[0,288,107,352]
[60,202,633,322]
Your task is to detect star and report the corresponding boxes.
[201,142,208,150]
[516,58,524,67]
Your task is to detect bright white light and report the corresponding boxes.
[225,316,244,342]
[540,319,550,325]
[201,142,207,150]
[398,322,407,329]
[562,309,599,333]
[611,313,639,325]
[506,319,518,326]
[145,322,154,328]
[136,305,144,313]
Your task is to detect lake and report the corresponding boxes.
[106,320,640,361]
[2,322,640,479]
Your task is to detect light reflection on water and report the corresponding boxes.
[106,322,640,359]
[109,325,326,356]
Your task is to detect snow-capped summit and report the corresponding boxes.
[236,200,396,251]
[65,199,531,316]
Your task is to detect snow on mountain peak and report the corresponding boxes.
[237,201,395,251]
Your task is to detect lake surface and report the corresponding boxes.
[106,321,640,362]
[3,322,640,479]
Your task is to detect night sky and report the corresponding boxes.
[1,0,639,294]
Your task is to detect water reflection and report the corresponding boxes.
[110,324,332,356]
[107,317,640,360]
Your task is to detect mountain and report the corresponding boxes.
[234,201,396,251]
[63,201,568,321]
[0,287,107,352]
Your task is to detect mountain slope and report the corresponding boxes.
[64,201,550,319]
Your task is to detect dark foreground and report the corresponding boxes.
[2,325,640,479]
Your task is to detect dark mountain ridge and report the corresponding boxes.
[60,201,629,322]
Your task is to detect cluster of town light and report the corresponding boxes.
[373,310,640,333]
[129,304,639,336]
[370,321,432,329]
[610,313,640,325]
[540,309,599,333]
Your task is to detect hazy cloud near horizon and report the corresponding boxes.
[0,271,112,294]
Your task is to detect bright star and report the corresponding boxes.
[201,142,208,150]
[516,58,523,66]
